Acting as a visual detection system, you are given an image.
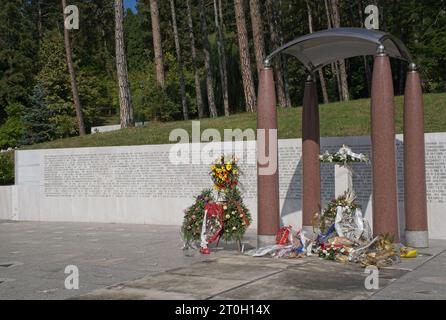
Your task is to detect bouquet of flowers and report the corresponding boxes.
[210,155,240,192]
[319,144,369,165]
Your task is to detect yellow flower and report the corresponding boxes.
[226,163,232,171]
[211,165,216,170]
[233,169,237,174]
[225,214,230,219]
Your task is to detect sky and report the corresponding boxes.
[124,0,137,13]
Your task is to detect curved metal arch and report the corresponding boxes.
[264,28,412,71]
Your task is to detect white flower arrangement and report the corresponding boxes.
[319,144,369,164]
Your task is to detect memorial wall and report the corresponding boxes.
[5,133,446,239]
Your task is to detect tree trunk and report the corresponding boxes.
[199,0,218,118]
[218,0,226,34]
[324,0,342,101]
[266,0,287,108]
[234,0,257,112]
[114,0,134,128]
[249,0,265,76]
[62,0,86,135]
[213,0,229,116]
[170,0,188,120]
[149,0,165,89]
[330,0,350,101]
[358,0,372,96]
[277,0,292,107]
[324,0,332,28]
[38,1,43,39]
[306,0,329,104]
[186,0,204,118]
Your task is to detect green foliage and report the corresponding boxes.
[0,0,37,123]
[0,151,14,185]
[0,103,24,149]
[36,31,77,138]
[130,67,179,122]
[36,31,104,137]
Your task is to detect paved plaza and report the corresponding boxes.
[0,220,445,300]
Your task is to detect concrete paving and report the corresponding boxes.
[1,220,445,300]
[0,220,250,300]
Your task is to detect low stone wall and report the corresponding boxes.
[0,186,14,220]
[91,122,147,134]
[4,133,446,240]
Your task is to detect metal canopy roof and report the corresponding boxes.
[265,28,412,71]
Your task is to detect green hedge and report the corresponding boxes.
[0,151,14,185]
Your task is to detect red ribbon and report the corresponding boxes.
[276,226,292,245]
[235,202,251,227]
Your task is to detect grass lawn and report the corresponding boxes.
[26,92,446,150]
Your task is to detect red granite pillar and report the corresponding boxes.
[302,74,320,233]
[371,45,400,242]
[257,66,280,247]
[404,63,429,247]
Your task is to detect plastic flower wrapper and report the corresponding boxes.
[246,227,308,259]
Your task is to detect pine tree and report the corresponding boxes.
[170,0,188,120]
[114,0,134,128]
[199,0,218,118]
[21,83,54,145]
[213,0,230,116]
[62,0,85,135]
[149,0,165,89]
[186,0,205,118]
[249,0,266,76]
[234,0,257,112]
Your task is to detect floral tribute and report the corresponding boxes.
[319,144,369,165]
[316,191,361,235]
[181,155,251,253]
[181,189,214,244]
